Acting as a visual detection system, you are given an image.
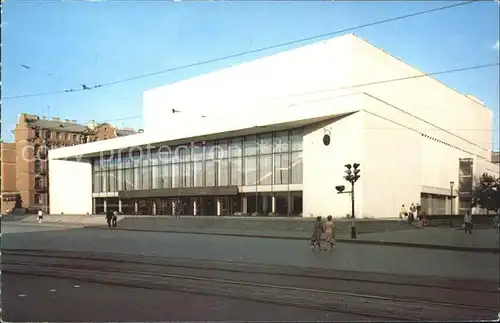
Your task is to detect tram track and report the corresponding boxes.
[2,249,499,321]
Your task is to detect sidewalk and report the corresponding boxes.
[11,215,499,253]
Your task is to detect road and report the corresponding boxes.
[3,249,498,321]
[2,223,499,281]
[2,223,499,321]
[3,274,358,322]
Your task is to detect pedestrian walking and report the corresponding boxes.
[463,211,472,234]
[105,210,113,229]
[323,215,335,252]
[416,203,422,220]
[37,209,43,224]
[112,210,118,227]
[399,204,407,221]
[409,203,416,224]
[311,216,324,252]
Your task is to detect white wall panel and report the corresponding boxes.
[143,34,357,135]
[49,159,92,215]
[303,113,364,218]
[350,36,493,160]
[361,111,422,218]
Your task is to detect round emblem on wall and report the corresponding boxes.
[323,134,331,146]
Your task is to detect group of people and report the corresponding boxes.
[311,215,336,252]
[399,203,421,224]
[106,210,118,228]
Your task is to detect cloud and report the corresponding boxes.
[493,40,500,51]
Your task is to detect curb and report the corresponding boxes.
[85,226,500,254]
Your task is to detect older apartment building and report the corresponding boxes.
[0,113,139,213]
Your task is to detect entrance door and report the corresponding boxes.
[156,199,172,215]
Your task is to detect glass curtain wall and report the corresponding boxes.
[92,129,303,193]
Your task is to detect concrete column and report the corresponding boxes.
[152,201,157,215]
[172,201,176,216]
[118,199,123,213]
[271,195,276,214]
[217,198,221,216]
[93,198,97,214]
[103,200,108,213]
[134,201,138,214]
[193,199,197,216]
[242,196,248,214]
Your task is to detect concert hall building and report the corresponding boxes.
[48,34,498,218]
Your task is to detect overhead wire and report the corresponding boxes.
[16,64,140,103]
[2,61,499,135]
[2,0,479,100]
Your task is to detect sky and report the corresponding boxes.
[2,0,499,149]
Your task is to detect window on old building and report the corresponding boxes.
[45,131,52,139]
[73,134,78,141]
[35,193,43,205]
[35,177,43,189]
[35,129,41,138]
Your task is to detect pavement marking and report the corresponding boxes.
[50,289,56,292]
[73,284,80,288]
[18,294,26,297]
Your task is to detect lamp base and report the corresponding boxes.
[351,226,357,239]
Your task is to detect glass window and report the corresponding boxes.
[216,140,229,160]
[291,129,303,151]
[93,159,101,171]
[151,151,159,166]
[274,131,289,153]
[244,156,257,185]
[193,144,203,161]
[161,164,171,188]
[230,137,243,157]
[115,156,123,169]
[159,149,172,165]
[185,146,193,162]
[218,159,229,186]
[109,157,116,171]
[152,165,160,189]
[258,154,273,185]
[109,170,116,192]
[259,134,273,155]
[181,163,192,188]
[132,154,141,168]
[142,167,151,190]
[116,169,123,191]
[244,136,257,156]
[93,172,100,193]
[291,151,303,184]
[193,162,204,187]
[123,155,132,168]
[142,153,150,167]
[133,167,141,190]
[101,172,108,192]
[274,153,289,185]
[124,168,133,191]
[230,158,242,186]
[205,142,215,160]
[172,164,180,188]
[205,160,216,187]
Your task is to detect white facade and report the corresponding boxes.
[49,34,498,218]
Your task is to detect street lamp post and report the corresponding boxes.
[450,181,454,215]
[336,163,361,239]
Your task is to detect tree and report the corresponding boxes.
[471,173,500,214]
